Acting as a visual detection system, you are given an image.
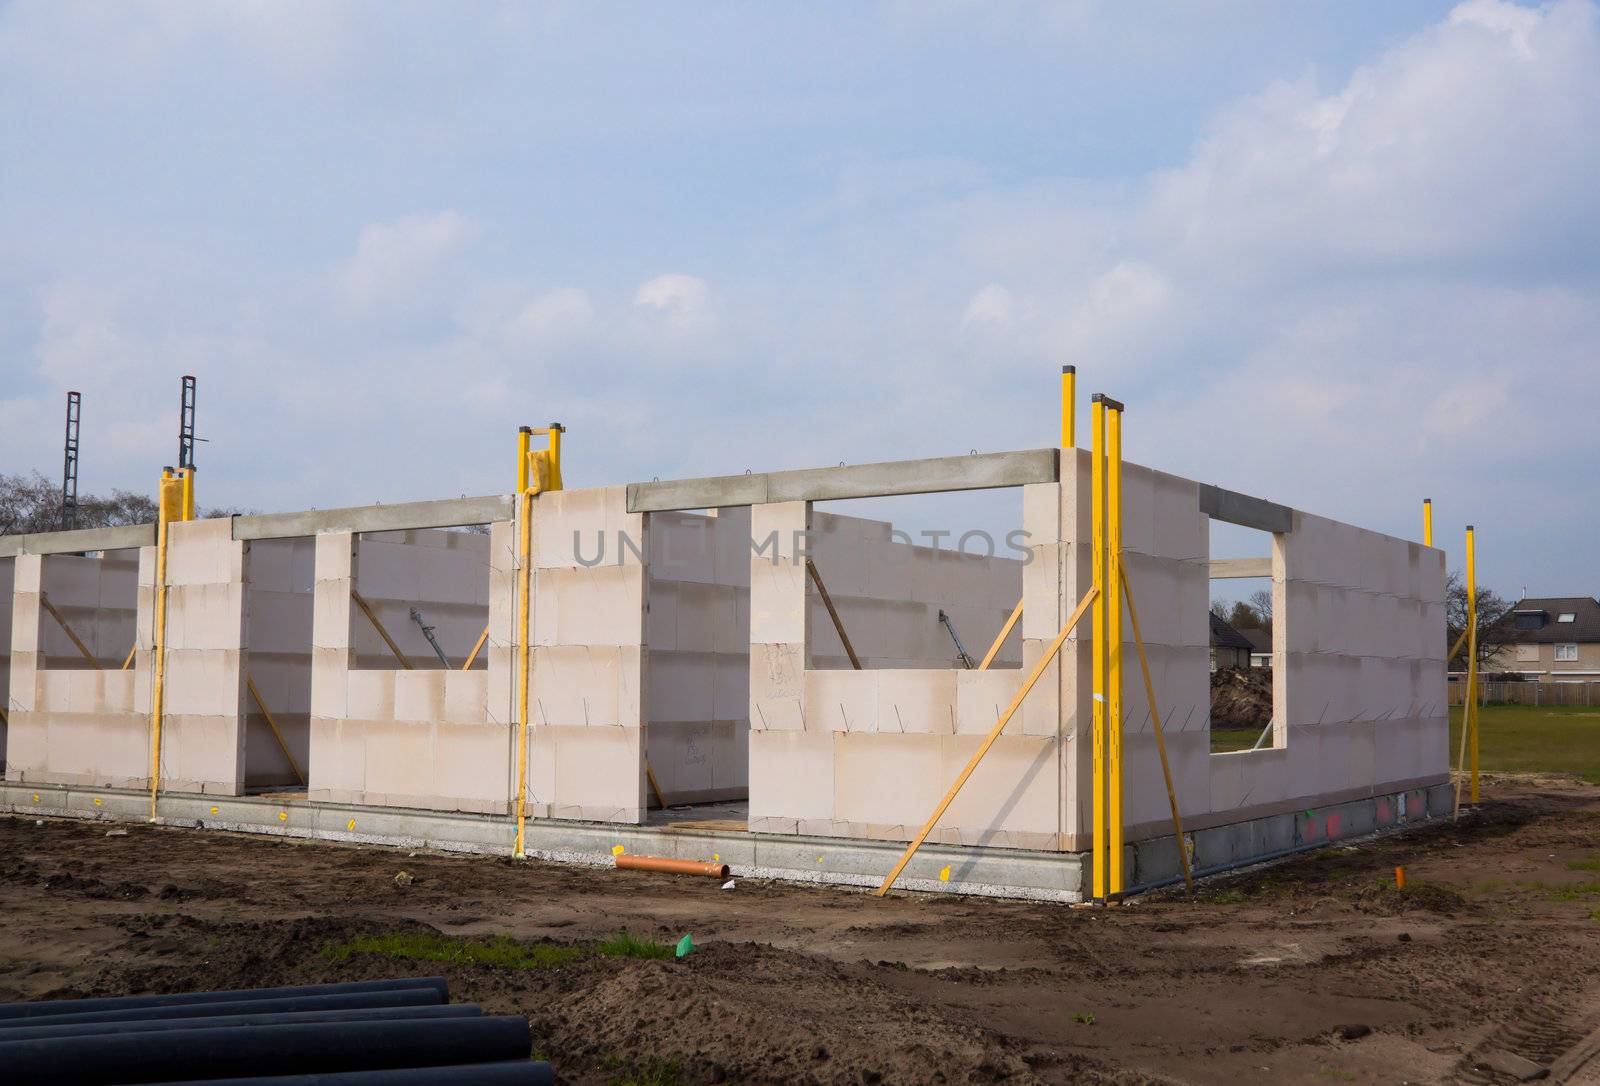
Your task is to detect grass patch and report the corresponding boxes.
[1549,881,1600,902]
[595,931,676,960]
[1209,889,1246,905]
[1211,726,1264,753]
[1449,704,1600,784]
[322,930,673,970]
[1568,857,1600,872]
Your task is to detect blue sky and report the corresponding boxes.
[2,1,1596,598]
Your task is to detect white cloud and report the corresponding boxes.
[503,288,593,345]
[961,284,1014,327]
[336,210,478,313]
[633,274,713,333]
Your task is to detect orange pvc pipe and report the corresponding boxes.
[614,855,730,878]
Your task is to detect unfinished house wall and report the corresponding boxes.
[242,536,315,789]
[1060,455,1448,856]
[748,489,1063,848]
[156,517,250,794]
[351,530,492,669]
[644,509,750,805]
[0,557,12,769]
[308,525,513,813]
[806,512,1025,670]
[527,486,647,823]
[4,550,145,787]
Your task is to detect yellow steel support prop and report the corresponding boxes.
[245,674,306,786]
[148,467,186,820]
[512,421,563,859]
[180,466,196,521]
[875,586,1099,897]
[350,589,412,670]
[462,624,491,671]
[806,559,862,670]
[1452,525,1480,817]
[1061,364,1076,448]
[1423,498,1433,548]
[1121,567,1193,891]
[1467,525,1479,804]
[1090,397,1107,901]
[645,760,668,810]
[977,597,1024,671]
[39,592,102,669]
[121,642,137,671]
[1106,399,1125,898]
[514,488,533,858]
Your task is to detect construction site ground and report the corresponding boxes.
[4,776,1600,1085]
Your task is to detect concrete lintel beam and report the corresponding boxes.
[0,522,155,557]
[233,494,514,540]
[1209,557,1273,579]
[628,448,1059,512]
[1199,484,1293,535]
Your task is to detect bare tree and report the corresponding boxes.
[1444,570,1513,672]
[1247,588,1273,631]
[1210,598,1232,621]
[0,470,243,536]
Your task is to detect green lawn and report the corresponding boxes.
[1206,705,1600,776]
[1448,703,1600,783]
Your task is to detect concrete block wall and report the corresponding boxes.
[242,536,315,787]
[527,486,647,824]
[1066,458,1449,847]
[0,557,11,768]
[350,529,491,669]
[748,489,1064,849]
[644,508,750,804]
[5,550,148,788]
[805,513,1025,671]
[308,526,514,814]
[38,550,138,668]
[151,518,251,794]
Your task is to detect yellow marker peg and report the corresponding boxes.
[713,853,720,862]
[278,811,288,822]
[939,865,951,882]
[611,844,625,856]
[210,806,219,814]
[93,797,102,806]
[32,793,40,802]
[347,819,357,831]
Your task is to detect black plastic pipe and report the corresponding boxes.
[0,1015,532,1085]
[140,1061,555,1086]
[0,976,448,1020]
[0,1001,482,1042]
[0,987,442,1030]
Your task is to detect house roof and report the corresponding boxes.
[1239,626,1272,654]
[1499,596,1600,644]
[1209,612,1254,651]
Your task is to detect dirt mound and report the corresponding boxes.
[1211,665,1272,728]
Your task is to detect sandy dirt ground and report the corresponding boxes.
[4,777,1600,1085]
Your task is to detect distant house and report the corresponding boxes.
[1239,626,1272,669]
[1209,612,1253,671]
[1490,597,1600,682]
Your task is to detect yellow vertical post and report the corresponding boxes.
[1106,398,1125,898]
[148,467,180,821]
[514,486,532,857]
[1466,524,1478,804]
[180,467,196,521]
[1090,396,1107,902]
[1423,498,1433,548]
[547,421,564,490]
[1060,365,1075,448]
[516,426,531,494]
